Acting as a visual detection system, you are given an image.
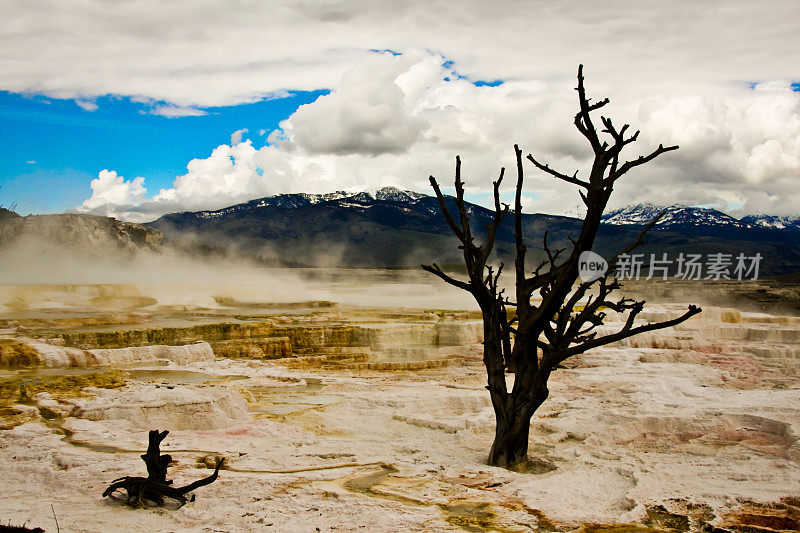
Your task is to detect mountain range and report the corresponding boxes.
[145,187,800,274]
[1,188,798,274]
[602,202,800,232]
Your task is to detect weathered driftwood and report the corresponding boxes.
[102,429,223,507]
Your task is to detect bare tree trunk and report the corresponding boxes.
[423,65,700,470]
[480,311,525,468]
[488,409,530,468]
[488,365,550,468]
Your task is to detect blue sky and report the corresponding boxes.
[0,53,520,219]
[0,90,327,214]
[1,1,799,220]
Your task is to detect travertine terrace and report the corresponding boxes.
[0,277,799,532]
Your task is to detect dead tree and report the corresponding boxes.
[422,65,701,469]
[103,429,224,507]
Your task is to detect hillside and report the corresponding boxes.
[0,213,164,258]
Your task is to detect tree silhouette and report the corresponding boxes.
[422,65,701,468]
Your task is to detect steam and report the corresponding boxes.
[0,240,477,312]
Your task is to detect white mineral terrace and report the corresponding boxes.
[0,280,798,531]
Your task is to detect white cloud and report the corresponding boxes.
[147,105,208,118]
[608,81,800,214]
[75,100,98,112]
[78,170,147,217]
[230,128,248,145]
[0,0,790,219]
[26,160,35,164]
[150,141,264,210]
[77,51,800,221]
[271,52,431,155]
[1,1,798,107]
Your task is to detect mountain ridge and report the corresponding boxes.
[0,212,164,257]
[161,189,800,232]
[1,190,798,274]
[602,202,800,231]
[146,188,800,274]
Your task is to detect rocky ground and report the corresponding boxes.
[0,278,799,532]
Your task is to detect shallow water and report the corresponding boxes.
[124,368,249,384]
[4,365,248,385]
[246,383,340,416]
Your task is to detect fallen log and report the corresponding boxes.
[103,429,223,508]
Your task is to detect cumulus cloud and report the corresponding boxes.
[271,52,430,155]
[76,51,800,221]
[607,81,800,214]
[150,141,265,210]
[79,170,147,216]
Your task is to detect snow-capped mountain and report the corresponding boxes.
[373,187,427,203]
[603,203,800,231]
[174,194,800,235]
[146,193,800,272]
[739,214,800,232]
[190,187,425,220]
[601,203,743,227]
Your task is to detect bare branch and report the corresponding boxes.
[527,154,590,188]
[483,167,509,263]
[514,144,527,298]
[493,262,504,289]
[542,230,564,270]
[607,144,679,183]
[548,305,702,366]
[556,279,597,337]
[601,116,639,157]
[453,156,473,245]
[574,64,609,154]
[421,263,472,292]
[428,174,465,242]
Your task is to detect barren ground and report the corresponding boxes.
[0,274,798,532]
